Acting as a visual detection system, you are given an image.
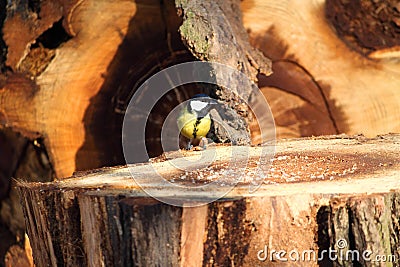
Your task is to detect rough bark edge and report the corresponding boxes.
[16,186,400,266]
[175,0,273,145]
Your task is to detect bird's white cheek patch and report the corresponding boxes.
[190,100,208,111]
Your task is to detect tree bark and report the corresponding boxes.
[17,135,400,266]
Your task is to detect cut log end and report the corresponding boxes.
[16,134,400,266]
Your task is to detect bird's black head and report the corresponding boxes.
[192,93,209,99]
[188,94,217,117]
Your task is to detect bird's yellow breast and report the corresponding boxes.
[177,109,211,139]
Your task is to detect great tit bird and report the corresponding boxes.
[177,94,216,150]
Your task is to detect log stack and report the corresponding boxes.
[0,0,399,265]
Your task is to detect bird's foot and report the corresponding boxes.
[199,137,208,150]
[185,138,208,151]
[186,140,193,150]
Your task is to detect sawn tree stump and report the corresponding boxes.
[16,135,400,266]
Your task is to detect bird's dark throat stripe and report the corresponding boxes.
[192,118,202,139]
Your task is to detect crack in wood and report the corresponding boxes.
[275,59,340,134]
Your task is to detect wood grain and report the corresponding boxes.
[241,0,400,138]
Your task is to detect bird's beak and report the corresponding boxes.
[208,100,219,109]
[208,98,221,104]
